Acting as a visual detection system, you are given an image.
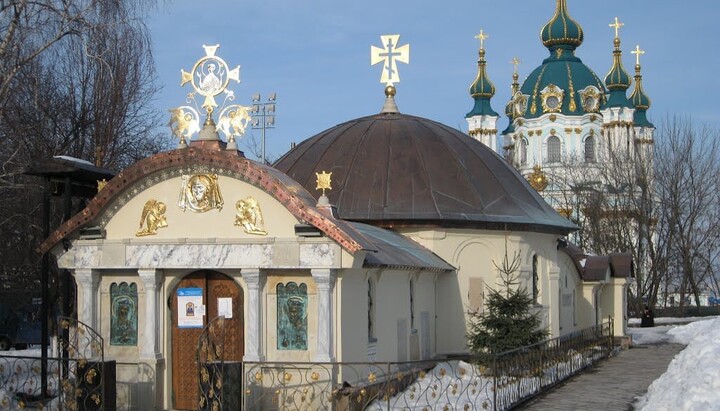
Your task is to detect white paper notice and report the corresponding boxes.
[218,298,233,318]
[177,287,204,328]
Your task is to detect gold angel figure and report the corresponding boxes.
[234,197,267,235]
[216,105,253,138]
[136,199,168,237]
[168,106,200,140]
[178,174,224,213]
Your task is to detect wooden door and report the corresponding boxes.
[171,271,244,410]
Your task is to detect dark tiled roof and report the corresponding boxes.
[559,244,634,281]
[609,253,633,278]
[583,256,611,281]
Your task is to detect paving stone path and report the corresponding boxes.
[515,343,685,411]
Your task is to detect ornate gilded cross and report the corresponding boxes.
[180,44,241,112]
[631,44,645,66]
[316,171,332,196]
[371,35,410,86]
[511,57,520,74]
[609,17,624,39]
[474,29,489,50]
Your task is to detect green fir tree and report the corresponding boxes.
[467,242,548,355]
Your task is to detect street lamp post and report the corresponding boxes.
[251,93,276,164]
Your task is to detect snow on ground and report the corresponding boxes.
[633,317,720,411]
[628,316,714,326]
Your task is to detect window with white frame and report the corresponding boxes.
[547,136,561,163]
[584,136,595,163]
[520,138,528,165]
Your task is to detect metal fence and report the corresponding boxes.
[241,321,614,411]
[0,317,108,411]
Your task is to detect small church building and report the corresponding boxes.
[38,21,633,411]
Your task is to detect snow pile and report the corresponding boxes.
[637,317,720,410]
[627,325,675,345]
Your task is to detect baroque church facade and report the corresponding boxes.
[39,2,633,410]
[466,0,654,236]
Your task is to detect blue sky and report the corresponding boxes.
[148,1,720,162]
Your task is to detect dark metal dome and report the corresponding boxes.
[274,112,576,234]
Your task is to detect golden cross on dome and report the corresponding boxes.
[371,35,410,87]
[631,44,645,66]
[609,16,624,39]
[475,29,489,50]
[511,57,520,74]
[316,171,332,196]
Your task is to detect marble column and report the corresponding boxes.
[312,269,336,362]
[138,269,163,360]
[74,269,100,329]
[242,269,265,362]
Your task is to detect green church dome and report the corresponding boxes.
[519,51,606,119]
[466,47,499,118]
[630,62,653,127]
[603,36,633,109]
[541,0,584,49]
[519,0,605,119]
[604,39,631,90]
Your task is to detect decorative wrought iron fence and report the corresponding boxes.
[241,321,614,411]
[0,317,108,410]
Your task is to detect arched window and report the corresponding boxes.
[519,139,528,165]
[584,136,595,163]
[532,255,539,304]
[547,136,561,163]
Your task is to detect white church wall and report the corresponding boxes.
[556,257,583,335]
[104,175,299,240]
[337,268,374,363]
[336,269,437,364]
[401,228,563,354]
[373,270,412,362]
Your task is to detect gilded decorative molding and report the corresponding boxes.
[579,86,601,112]
[527,165,549,192]
[234,197,267,236]
[541,84,564,114]
[136,199,168,237]
[530,65,549,115]
[566,63,577,112]
[556,207,572,218]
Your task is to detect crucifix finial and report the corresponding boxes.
[511,57,520,74]
[609,17,624,39]
[631,44,645,66]
[474,29,489,50]
[371,34,410,87]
